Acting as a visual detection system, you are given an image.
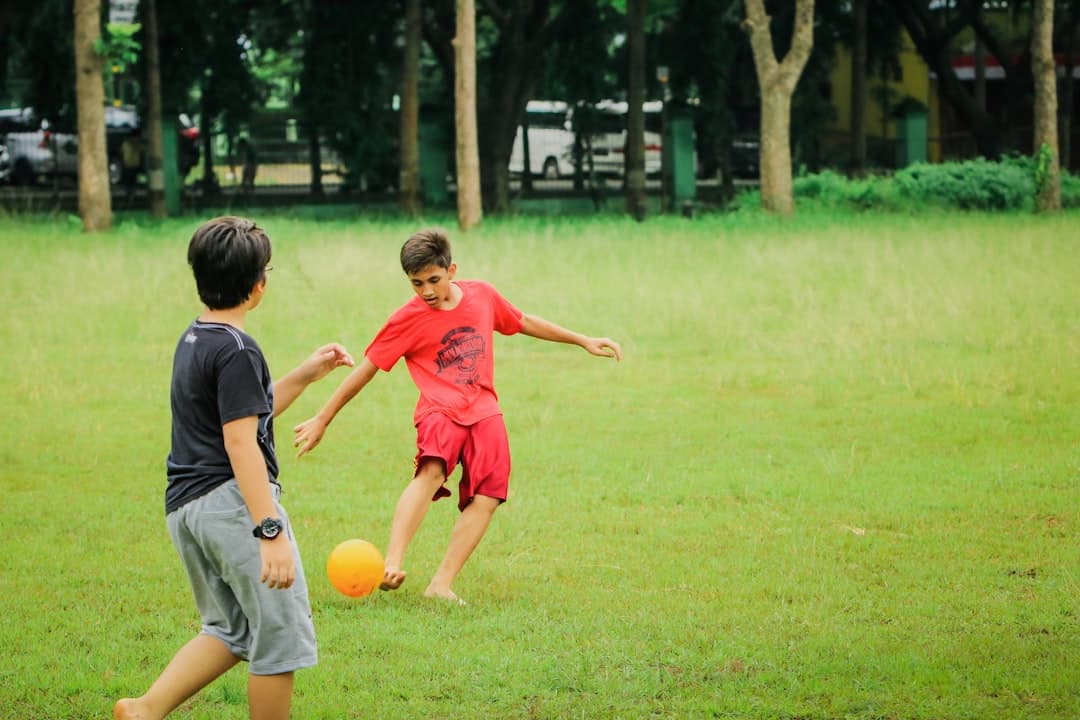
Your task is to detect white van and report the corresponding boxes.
[508,100,575,179]
[585,99,663,177]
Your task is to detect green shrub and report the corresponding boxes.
[1061,170,1080,208]
[893,158,1033,211]
[793,169,898,210]
[733,156,1078,214]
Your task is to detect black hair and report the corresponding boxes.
[187,216,271,310]
[400,227,452,275]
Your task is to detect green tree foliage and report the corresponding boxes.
[136,0,298,188]
[661,0,746,184]
[155,1,269,133]
[2,0,74,124]
[536,1,622,103]
[297,0,403,192]
[96,22,142,73]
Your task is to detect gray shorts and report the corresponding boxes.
[166,479,318,675]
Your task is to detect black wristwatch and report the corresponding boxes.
[253,517,285,540]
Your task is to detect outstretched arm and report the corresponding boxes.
[518,313,622,361]
[293,357,380,457]
[273,343,355,418]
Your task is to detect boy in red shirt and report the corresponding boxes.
[293,228,621,603]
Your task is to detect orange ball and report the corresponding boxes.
[326,539,385,598]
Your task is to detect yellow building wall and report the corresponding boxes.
[830,32,942,163]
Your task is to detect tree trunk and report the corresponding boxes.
[479,107,514,213]
[743,0,815,216]
[521,111,532,192]
[760,90,795,214]
[974,37,986,111]
[454,0,482,231]
[625,0,647,220]
[400,0,421,215]
[477,39,531,215]
[426,2,569,215]
[1058,2,1078,171]
[199,90,218,195]
[849,0,867,176]
[74,0,111,231]
[1032,0,1061,212]
[1061,51,1075,172]
[144,0,166,217]
[308,127,323,196]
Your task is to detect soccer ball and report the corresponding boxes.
[326,539,385,598]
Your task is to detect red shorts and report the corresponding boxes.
[414,413,511,511]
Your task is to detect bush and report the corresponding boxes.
[733,156,1080,213]
[1060,170,1080,208]
[893,158,1033,211]
[793,169,898,211]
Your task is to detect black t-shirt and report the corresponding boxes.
[165,320,278,514]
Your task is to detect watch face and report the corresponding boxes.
[260,518,282,538]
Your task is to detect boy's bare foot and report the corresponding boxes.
[379,567,407,591]
[113,698,149,720]
[424,585,467,605]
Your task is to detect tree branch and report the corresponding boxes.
[530,0,572,55]
[479,0,508,30]
[784,0,815,75]
[941,0,980,41]
[422,6,454,79]
[970,10,1019,72]
[742,0,779,81]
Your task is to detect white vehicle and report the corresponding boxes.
[585,99,663,178]
[0,142,10,183]
[0,107,78,185]
[508,100,575,179]
[0,105,200,186]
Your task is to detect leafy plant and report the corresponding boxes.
[1060,168,1080,208]
[793,169,898,210]
[1034,141,1055,199]
[892,158,1033,211]
[94,22,141,73]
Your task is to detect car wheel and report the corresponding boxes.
[108,159,122,186]
[12,158,35,186]
[542,158,559,180]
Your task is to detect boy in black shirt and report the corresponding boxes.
[115,216,353,720]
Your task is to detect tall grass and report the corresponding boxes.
[0,209,1077,719]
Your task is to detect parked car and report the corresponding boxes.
[0,141,11,184]
[508,100,575,179]
[104,105,201,185]
[729,135,759,179]
[0,105,199,185]
[0,107,78,185]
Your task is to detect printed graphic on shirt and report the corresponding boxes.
[436,326,486,385]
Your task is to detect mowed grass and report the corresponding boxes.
[0,208,1077,719]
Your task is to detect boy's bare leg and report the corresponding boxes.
[380,459,446,591]
[248,672,294,720]
[424,494,500,604]
[114,634,239,720]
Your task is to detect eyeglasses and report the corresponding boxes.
[264,265,273,273]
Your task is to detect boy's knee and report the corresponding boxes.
[414,458,447,485]
[468,494,501,514]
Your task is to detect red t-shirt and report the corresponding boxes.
[365,280,524,426]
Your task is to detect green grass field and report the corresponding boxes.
[1,208,1077,719]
